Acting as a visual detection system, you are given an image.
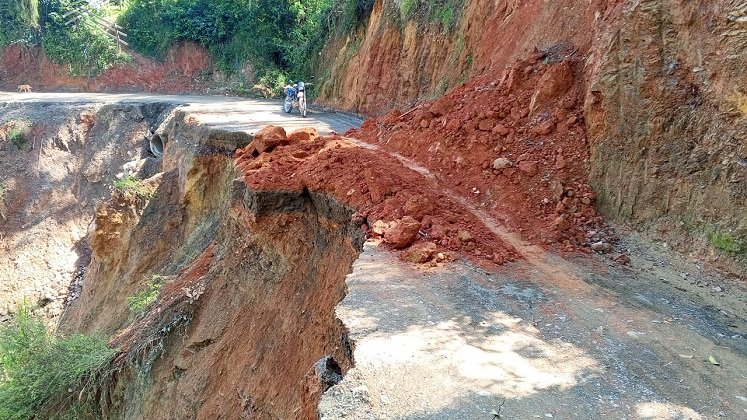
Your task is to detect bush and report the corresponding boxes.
[708,230,744,254]
[114,175,155,199]
[127,275,166,315]
[0,304,117,419]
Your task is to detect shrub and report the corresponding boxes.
[708,230,743,254]
[7,122,30,151]
[127,275,166,315]
[0,304,117,419]
[114,175,155,199]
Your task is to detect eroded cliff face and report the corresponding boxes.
[315,0,611,115]
[0,101,172,320]
[61,111,364,419]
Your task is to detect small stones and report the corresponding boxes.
[492,157,512,170]
[518,161,538,177]
[591,241,612,253]
[492,124,510,136]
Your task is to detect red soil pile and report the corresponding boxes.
[234,127,520,266]
[347,51,614,253]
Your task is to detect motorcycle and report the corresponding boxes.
[283,81,307,117]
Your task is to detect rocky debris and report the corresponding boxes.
[492,123,510,136]
[384,216,421,249]
[234,132,519,266]
[531,119,555,135]
[404,241,438,263]
[64,265,86,305]
[348,54,609,256]
[288,127,319,142]
[246,125,288,155]
[518,161,539,176]
[492,157,512,170]
[315,356,343,392]
[614,253,631,265]
[429,96,456,116]
[591,241,612,253]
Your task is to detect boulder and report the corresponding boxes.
[250,125,288,154]
[404,242,438,263]
[429,96,456,116]
[288,127,319,142]
[384,216,421,249]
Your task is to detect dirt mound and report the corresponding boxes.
[346,53,614,254]
[234,131,520,266]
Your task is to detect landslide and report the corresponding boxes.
[0,102,366,418]
[347,53,612,256]
[319,0,747,270]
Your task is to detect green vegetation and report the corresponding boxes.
[1,0,129,76]
[7,121,31,151]
[708,230,744,254]
[0,304,117,419]
[396,0,465,33]
[127,275,166,315]
[0,0,40,46]
[114,175,155,199]
[400,0,417,18]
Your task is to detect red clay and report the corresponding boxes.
[347,54,614,255]
[235,133,519,267]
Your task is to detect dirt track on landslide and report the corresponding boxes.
[316,139,747,418]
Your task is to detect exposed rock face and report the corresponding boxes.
[323,0,746,262]
[585,0,747,247]
[315,0,607,115]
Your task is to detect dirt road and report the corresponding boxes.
[320,139,747,419]
[0,91,363,135]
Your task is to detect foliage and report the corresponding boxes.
[0,0,40,46]
[7,120,31,151]
[127,275,166,315]
[41,5,130,77]
[114,175,154,199]
[0,304,117,419]
[1,0,128,76]
[708,230,744,254]
[400,0,417,18]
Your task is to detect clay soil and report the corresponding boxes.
[348,53,616,255]
[236,53,617,268]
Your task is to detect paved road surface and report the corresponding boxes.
[0,91,363,135]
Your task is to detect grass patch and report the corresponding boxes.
[400,0,418,17]
[6,120,32,151]
[127,275,167,315]
[708,230,744,254]
[114,175,155,199]
[0,304,117,419]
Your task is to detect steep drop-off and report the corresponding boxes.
[56,110,365,419]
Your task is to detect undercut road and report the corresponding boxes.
[0,91,363,135]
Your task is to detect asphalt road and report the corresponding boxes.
[0,91,364,135]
